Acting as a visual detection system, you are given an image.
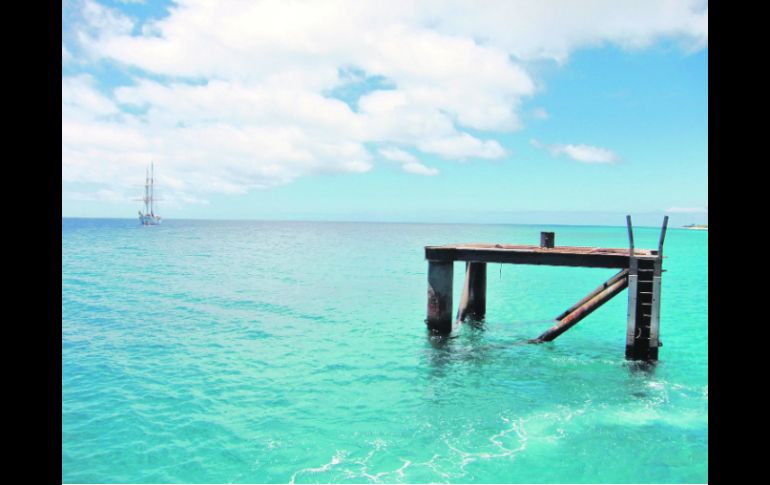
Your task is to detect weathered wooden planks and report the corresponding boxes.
[425,243,656,269]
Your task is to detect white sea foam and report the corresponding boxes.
[288,450,348,484]
[295,439,416,483]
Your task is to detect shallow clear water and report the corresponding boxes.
[62,219,708,483]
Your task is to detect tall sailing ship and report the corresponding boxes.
[138,163,162,225]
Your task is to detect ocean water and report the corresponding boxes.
[62,219,708,483]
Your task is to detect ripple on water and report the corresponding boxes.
[62,220,708,483]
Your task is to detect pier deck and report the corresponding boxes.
[425,243,656,269]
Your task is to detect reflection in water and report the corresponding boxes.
[425,331,455,378]
[426,318,659,399]
[465,318,487,331]
[427,318,547,376]
[424,318,511,376]
[626,359,658,376]
[625,359,659,398]
[424,317,663,405]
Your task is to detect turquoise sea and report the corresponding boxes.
[61,219,708,483]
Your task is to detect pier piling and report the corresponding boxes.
[457,262,487,322]
[427,261,453,334]
[625,216,668,360]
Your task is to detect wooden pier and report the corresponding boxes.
[425,216,668,361]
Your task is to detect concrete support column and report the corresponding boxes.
[648,258,663,360]
[457,262,487,321]
[625,254,642,359]
[427,261,453,334]
[625,257,659,361]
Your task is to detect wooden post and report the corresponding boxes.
[427,261,453,334]
[626,215,635,256]
[457,262,487,321]
[658,215,669,255]
[540,232,555,248]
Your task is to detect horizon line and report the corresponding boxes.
[61,216,697,230]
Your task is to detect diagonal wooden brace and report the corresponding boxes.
[531,268,629,343]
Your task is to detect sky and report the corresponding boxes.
[62,0,708,227]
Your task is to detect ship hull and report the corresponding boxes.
[139,214,162,225]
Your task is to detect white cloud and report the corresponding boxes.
[402,162,439,176]
[79,0,134,41]
[418,134,506,160]
[65,189,128,202]
[379,147,418,164]
[379,147,439,176]
[63,0,707,206]
[549,143,621,163]
[532,139,620,163]
[62,74,120,119]
[419,0,708,62]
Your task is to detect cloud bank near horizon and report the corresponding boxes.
[62,0,708,206]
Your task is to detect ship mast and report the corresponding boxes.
[144,165,150,216]
[150,162,154,216]
[138,162,161,221]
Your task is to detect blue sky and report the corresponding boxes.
[62,0,708,227]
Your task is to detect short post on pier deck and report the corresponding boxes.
[427,261,453,334]
[457,262,487,321]
[540,232,555,248]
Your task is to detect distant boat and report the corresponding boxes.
[138,163,162,226]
